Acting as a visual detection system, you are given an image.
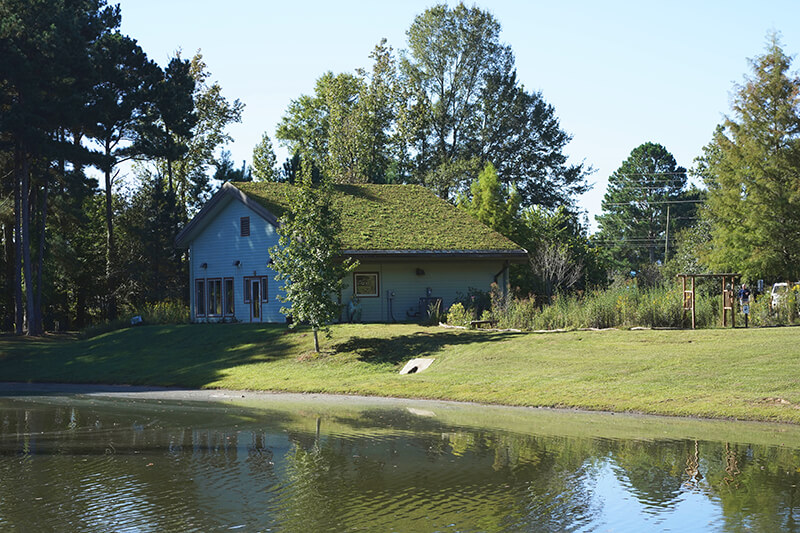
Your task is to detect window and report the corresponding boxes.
[207,279,222,316]
[224,278,234,316]
[240,216,250,237]
[195,279,206,317]
[354,272,379,298]
[244,277,268,303]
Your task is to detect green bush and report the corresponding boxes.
[446,303,472,327]
[453,287,491,320]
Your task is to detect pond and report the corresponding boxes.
[1,385,799,532]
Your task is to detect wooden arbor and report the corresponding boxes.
[677,273,741,329]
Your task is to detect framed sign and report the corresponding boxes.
[354,272,379,298]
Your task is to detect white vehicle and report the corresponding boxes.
[771,283,790,310]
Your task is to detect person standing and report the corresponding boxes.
[738,283,751,327]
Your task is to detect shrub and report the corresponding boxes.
[447,303,472,327]
[453,287,491,320]
[422,300,445,326]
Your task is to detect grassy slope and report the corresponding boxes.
[2,324,799,423]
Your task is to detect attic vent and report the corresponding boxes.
[240,216,250,237]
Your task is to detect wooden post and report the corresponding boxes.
[681,275,686,325]
[692,276,695,329]
[721,275,726,327]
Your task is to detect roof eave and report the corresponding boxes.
[340,249,529,263]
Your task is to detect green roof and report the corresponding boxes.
[233,182,522,252]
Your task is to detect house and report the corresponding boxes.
[175,182,527,323]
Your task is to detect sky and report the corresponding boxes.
[115,0,800,232]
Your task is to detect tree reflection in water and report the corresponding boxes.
[0,395,798,532]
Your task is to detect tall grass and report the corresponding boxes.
[487,284,725,330]
[483,283,800,331]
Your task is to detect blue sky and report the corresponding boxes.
[116,0,800,232]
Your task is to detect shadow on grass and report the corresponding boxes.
[0,323,297,389]
[332,330,524,365]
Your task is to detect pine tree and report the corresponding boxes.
[596,142,694,271]
[699,35,800,280]
[458,162,519,236]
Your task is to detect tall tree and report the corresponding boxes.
[276,41,397,184]
[136,56,197,195]
[0,0,120,334]
[398,3,588,204]
[252,132,280,181]
[698,35,800,281]
[269,168,357,352]
[171,53,243,212]
[596,142,696,270]
[87,31,158,320]
[399,2,511,197]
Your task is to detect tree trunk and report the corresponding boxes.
[76,286,86,330]
[20,153,39,335]
[34,175,48,334]
[104,159,117,320]
[167,156,174,195]
[13,166,23,335]
[313,327,320,352]
[4,222,14,331]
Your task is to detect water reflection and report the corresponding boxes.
[0,393,799,532]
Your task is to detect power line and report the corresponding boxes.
[604,199,704,207]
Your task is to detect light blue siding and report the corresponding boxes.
[189,197,284,323]
[342,261,505,322]
[187,196,508,324]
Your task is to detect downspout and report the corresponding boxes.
[493,260,510,298]
[189,245,194,323]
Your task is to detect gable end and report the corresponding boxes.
[175,182,280,248]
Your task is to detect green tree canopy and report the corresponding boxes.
[698,35,800,281]
[398,3,588,205]
[276,40,396,185]
[457,161,519,237]
[252,132,280,182]
[514,206,605,298]
[596,142,698,271]
[276,4,587,206]
[269,168,357,352]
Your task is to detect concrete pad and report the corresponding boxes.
[400,358,434,375]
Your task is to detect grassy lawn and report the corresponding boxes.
[2,323,800,423]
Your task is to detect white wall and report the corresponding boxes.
[342,260,506,322]
[190,198,284,323]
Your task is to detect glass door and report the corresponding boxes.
[251,280,261,322]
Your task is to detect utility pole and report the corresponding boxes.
[664,204,670,263]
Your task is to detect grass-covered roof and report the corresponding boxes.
[234,182,522,251]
